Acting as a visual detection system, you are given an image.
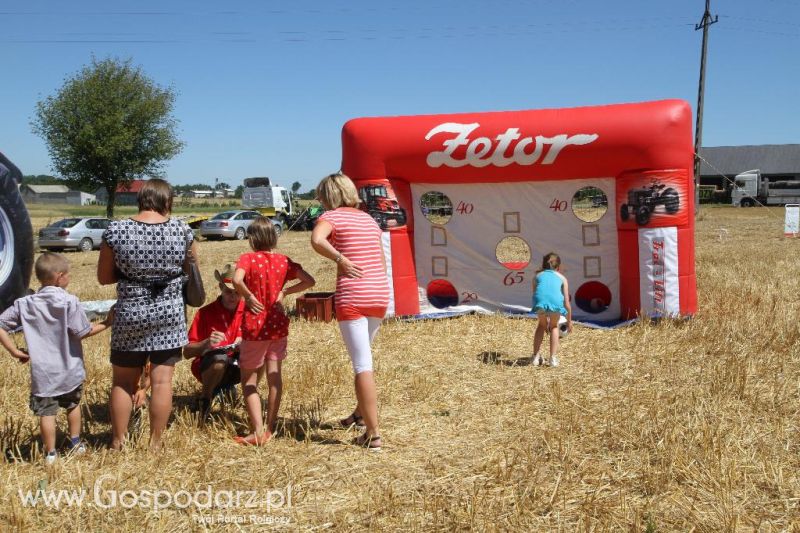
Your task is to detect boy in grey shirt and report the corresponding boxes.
[0,252,112,464]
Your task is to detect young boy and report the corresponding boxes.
[0,252,112,464]
[183,263,244,420]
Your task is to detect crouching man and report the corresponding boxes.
[184,264,244,419]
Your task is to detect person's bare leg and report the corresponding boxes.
[352,379,361,418]
[240,366,266,441]
[201,361,226,399]
[532,311,547,363]
[548,312,561,358]
[66,405,81,441]
[110,365,142,450]
[148,363,175,450]
[354,371,379,439]
[40,415,56,454]
[264,359,282,434]
[340,317,382,446]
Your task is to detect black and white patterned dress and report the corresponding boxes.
[103,218,193,353]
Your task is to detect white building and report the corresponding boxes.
[20,184,70,204]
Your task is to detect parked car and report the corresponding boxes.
[199,210,284,240]
[38,217,110,252]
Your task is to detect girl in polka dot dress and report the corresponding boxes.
[232,217,315,445]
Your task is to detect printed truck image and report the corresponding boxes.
[620,179,680,225]
[358,183,407,230]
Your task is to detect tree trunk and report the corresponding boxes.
[105,183,117,218]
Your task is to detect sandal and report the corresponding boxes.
[233,432,272,446]
[354,433,382,451]
[340,411,366,428]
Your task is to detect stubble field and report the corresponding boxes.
[0,206,798,531]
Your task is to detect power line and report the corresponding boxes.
[2,21,698,45]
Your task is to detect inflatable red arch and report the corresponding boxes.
[341,99,696,321]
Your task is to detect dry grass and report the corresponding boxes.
[572,203,607,223]
[496,236,531,267]
[1,206,798,531]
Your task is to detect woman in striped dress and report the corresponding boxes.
[311,173,389,451]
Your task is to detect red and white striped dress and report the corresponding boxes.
[318,208,389,320]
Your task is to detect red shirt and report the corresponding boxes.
[236,251,300,341]
[188,297,244,381]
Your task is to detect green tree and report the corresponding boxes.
[291,181,302,194]
[31,57,183,217]
[21,174,61,186]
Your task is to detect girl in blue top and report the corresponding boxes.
[531,252,572,367]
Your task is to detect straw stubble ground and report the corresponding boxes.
[0,207,798,531]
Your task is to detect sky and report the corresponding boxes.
[1,0,798,191]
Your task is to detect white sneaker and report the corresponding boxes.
[549,355,560,367]
[67,438,87,455]
[532,354,544,366]
[45,451,57,465]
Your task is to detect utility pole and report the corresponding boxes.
[694,0,718,210]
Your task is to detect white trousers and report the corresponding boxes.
[338,317,382,374]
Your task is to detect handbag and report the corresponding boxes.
[183,241,206,307]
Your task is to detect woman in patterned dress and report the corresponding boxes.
[98,179,199,450]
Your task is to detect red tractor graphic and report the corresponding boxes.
[620,179,680,226]
[358,183,407,230]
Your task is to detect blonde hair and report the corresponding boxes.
[35,252,69,283]
[541,252,561,271]
[247,216,278,251]
[316,172,360,210]
[137,178,173,215]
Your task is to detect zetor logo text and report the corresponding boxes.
[425,122,598,168]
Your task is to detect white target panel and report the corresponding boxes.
[410,179,620,321]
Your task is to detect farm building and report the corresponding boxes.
[214,188,235,198]
[19,184,70,204]
[698,144,800,201]
[188,190,214,198]
[94,180,148,205]
[66,191,96,205]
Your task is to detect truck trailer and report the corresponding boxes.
[732,169,800,207]
[241,177,321,230]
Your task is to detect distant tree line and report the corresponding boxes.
[22,174,63,185]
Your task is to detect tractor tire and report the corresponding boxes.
[0,154,34,313]
[234,227,246,240]
[395,208,407,227]
[79,238,94,252]
[273,222,283,237]
[376,214,388,230]
[635,206,651,226]
[620,203,629,221]
[663,188,680,214]
[741,198,755,207]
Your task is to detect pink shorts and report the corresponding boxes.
[239,338,288,369]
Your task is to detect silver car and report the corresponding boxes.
[199,210,283,240]
[38,217,110,252]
